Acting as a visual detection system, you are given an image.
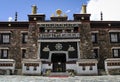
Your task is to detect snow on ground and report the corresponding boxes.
[0,75,120,82]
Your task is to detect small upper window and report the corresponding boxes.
[0,33,10,44]
[22,33,28,43]
[91,33,97,43]
[0,49,8,59]
[93,49,99,58]
[112,49,120,58]
[22,49,26,58]
[110,33,120,43]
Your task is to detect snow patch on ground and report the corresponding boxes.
[0,75,120,82]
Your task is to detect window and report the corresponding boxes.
[110,33,120,43]
[26,66,29,70]
[66,29,71,33]
[62,30,65,33]
[89,66,93,70]
[22,49,26,58]
[112,49,120,58]
[0,49,8,59]
[22,33,28,43]
[91,33,97,43]
[93,49,98,58]
[0,33,10,44]
[49,30,53,33]
[82,66,86,71]
[40,27,45,33]
[33,66,37,71]
[57,29,62,33]
[71,30,74,32]
[74,27,78,32]
[45,30,48,32]
[53,30,56,32]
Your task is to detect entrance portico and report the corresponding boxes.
[51,53,66,72]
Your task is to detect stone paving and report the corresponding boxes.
[0,75,120,82]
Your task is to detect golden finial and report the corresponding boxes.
[56,9,62,16]
[81,4,87,14]
[32,5,37,14]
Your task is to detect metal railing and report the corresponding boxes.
[39,33,80,39]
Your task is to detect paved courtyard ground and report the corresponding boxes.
[0,75,120,82]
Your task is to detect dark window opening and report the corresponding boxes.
[82,66,86,71]
[26,66,29,70]
[89,66,93,70]
[33,66,37,71]
[0,33,10,44]
[56,30,62,33]
[0,49,8,59]
[22,33,28,43]
[93,49,98,58]
[91,33,98,43]
[112,49,120,58]
[22,49,26,58]
[40,27,45,33]
[110,32,120,43]
[66,29,71,33]
[74,27,78,32]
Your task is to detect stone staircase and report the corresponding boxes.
[49,72,69,77]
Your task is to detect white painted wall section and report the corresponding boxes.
[22,59,41,75]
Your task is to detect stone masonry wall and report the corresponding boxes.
[80,23,93,59]
[98,29,111,69]
[26,22,38,59]
[9,30,21,69]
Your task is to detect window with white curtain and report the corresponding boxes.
[0,33,10,44]
[3,35,10,43]
[110,32,119,43]
[112,49,120,58]
[0,49,8,59]
[91,33,97,43]
[110,33,118,42]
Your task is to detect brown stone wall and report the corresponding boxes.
[0,28,28,69]
[9,30,22,69]
[98,29,111,69]
[80,23,93,59]
[26,22,38,59]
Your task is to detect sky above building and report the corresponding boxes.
[0,0,120,21]
[0,0,88,21]
[87,0,120,21]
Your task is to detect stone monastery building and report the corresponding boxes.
[0,5,119,75]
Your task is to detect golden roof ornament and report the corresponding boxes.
[56,9,62,16]
[51,9,67,17]
[32,5,37,14]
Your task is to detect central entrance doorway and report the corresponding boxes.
[51,53,66,72]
